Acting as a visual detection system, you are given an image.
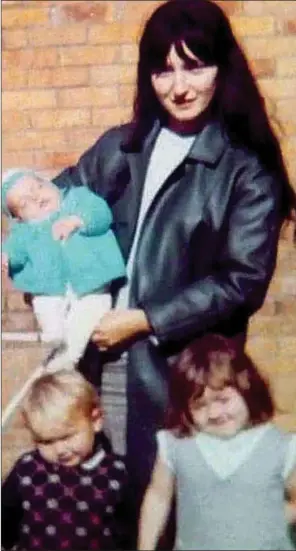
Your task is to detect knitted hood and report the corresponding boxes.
[1,168,36,217]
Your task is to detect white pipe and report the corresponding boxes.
[2,343,74,430]
[2,364,45,428]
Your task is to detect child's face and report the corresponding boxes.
[31,409,103,467]
[190,385,249,438]
[6,175,60,221]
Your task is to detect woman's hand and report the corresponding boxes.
[91,309,151,350]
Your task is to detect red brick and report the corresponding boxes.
[90,64,136,85]
[285,20,296,34]
[282,136,296,160]
[120,44,138,64]
[278,337,296,361]
[34,152,80,170]
[2,151,35,169]
[27,25,87,47]
[244,37,296,58]
[2,29,27,48]
[58,87,118,108]
[89,23,125,44]
[59,45,118,66]
[216,1,243,16]
[285,159,296,182]
[53,2,115,25]
[6,291,31,312]
[3,130,67,151]
[2,7,49,28]
[27,67,89,88]
[118,84,135,106]
[2,110,30,131]
[259,78,296,99]
[63,128,103,152]
[231,16,275,36]
[89,22,142,45]
[2,69,27,89]
[277,57,296,77]
[2,89,56,110]
[122,1,165,22]
[30,108,91,129]
[92,107,131,127]
[2,48,58,70]
[277,98,296,120]
[243,1,296,18]
[249,58,275,78]
[274,413,296,432]
[2,311,37,332]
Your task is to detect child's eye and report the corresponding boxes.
[217,396,228,404]
[36,439,51,446]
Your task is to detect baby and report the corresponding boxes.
[2,168,126,369]
[1,369,128,550]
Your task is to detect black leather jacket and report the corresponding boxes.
[54,120,281,348]
[54,120,281,488]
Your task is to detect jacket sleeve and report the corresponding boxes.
[142,165,281,345]
[65,186,113,236]
[2,228,28,271]
[1,463,23,550]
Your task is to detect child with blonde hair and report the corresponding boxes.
[2,369,127,551]
[138,334,296,550]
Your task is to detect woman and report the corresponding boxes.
[53,0,295,533]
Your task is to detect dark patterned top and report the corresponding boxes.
[2,437,127,550]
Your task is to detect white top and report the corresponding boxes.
[115,128,195,309]
[157,423,296,480]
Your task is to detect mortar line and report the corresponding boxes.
[2,332,40,342]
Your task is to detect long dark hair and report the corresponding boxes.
[166,334,275,437]
[127,0,295,221]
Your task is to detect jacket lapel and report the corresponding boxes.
[121,122,161,258]
[117,120,226,260]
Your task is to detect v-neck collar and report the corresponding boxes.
[195,423,272,480]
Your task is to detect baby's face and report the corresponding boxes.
[6,175,60,221]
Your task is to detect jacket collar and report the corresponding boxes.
[121,118,227,165]
[187,120,227,164]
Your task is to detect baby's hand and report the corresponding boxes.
[1,252,9,272]
[52,216,83,241]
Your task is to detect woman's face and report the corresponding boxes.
[151,42,218,133]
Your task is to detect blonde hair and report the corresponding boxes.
[22,369,101,431]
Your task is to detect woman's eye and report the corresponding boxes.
[154,68,173,77]
[190,66,204,74]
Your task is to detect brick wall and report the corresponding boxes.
[2,0,296,460]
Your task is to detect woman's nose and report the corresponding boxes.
[171,69,188,95]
